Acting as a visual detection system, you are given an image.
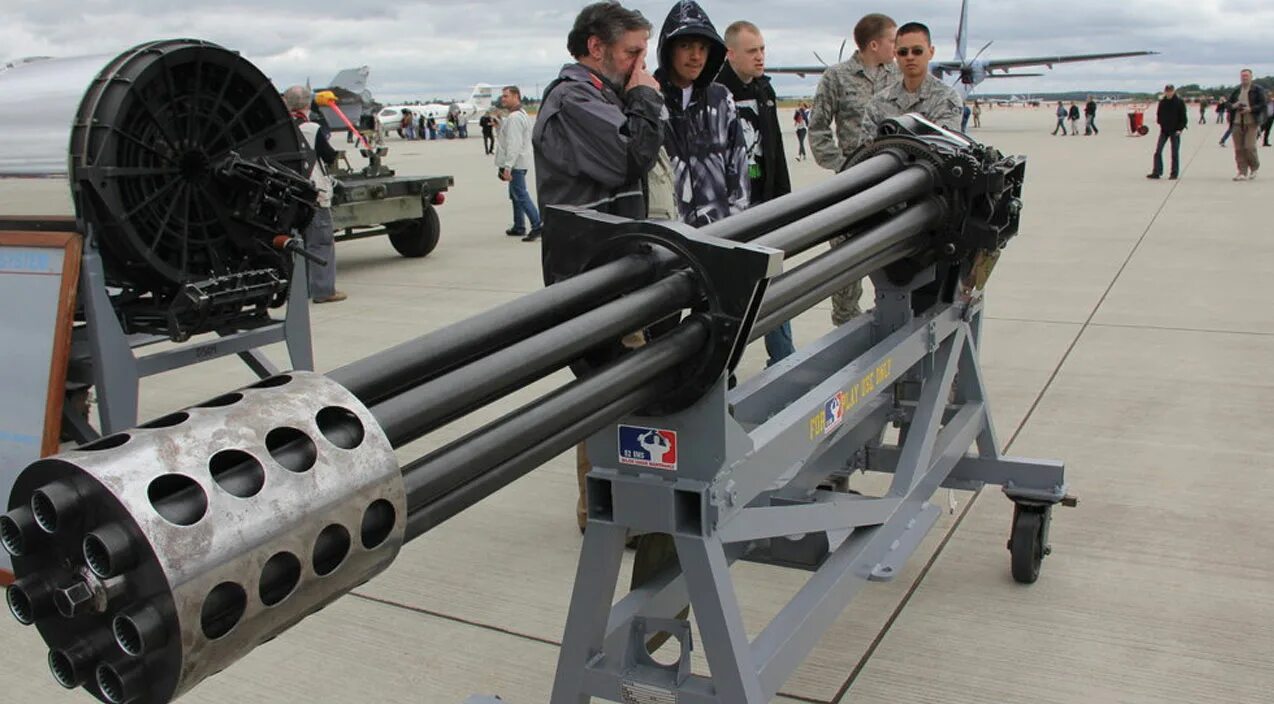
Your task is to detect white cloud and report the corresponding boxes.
[1,0,1268,101]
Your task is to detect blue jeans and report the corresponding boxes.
[1152,130,1181,177]
[508,169,541,232]
[764,321,794,367]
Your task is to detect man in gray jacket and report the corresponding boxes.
[531,1,665,535]
[495,85,542,241]
[533,3,664,244]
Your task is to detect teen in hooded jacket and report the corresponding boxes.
[654,1,749,226]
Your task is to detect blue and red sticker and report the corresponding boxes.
[618,425,678,471]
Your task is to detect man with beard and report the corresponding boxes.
[531,1,665,536]
[717,19,795,366]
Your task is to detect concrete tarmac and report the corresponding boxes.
[1,106,1271,703]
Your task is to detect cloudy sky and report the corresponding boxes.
[2,0,1267,101]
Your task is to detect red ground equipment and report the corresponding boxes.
[1127,107,1150,136]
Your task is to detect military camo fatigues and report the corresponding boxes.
[808,52,900,170]
[808,52,900,325]
[861,73,964,139]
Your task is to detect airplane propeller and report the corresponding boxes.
[812,38,847,68]
[970,40,994,63]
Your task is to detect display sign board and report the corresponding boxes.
[0,228,81,578]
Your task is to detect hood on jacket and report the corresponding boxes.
[655,1,727,92]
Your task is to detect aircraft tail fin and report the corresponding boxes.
[469,83,498,111]
[326,66,371,98]
[954,0,970,62]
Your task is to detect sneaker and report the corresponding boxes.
[505,227,526,236]
[1249,170,1258,180]
[522,228,542,242]
[313,291,348,304]
[1168,175,1178,180]
[1233,174,1247,181]
[1145,173,1160,179]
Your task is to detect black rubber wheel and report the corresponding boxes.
[1009,506,1046,584]
[386,204,441,257]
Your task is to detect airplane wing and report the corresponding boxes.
[979,73,1044,78]
[766,66,828,77]
[934,50,1156,74]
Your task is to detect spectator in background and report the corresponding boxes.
[972,100,982,127]
[1068,102,1081,135]
[794,106,809,159]
[1226,68,1266,180]
[479,112,496,154]
[1215,101,1226,124]
[284,85,345,303]
[1147,84,1188,180]
[1084,96,1098,135]
[1261,93,1274,147]
[1199,99,1208,125]
[495,85,542,239]
[1052,101,1067,135]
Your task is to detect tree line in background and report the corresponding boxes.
[1176,76,1274,100]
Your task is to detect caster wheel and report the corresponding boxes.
[1009,504,1049,584]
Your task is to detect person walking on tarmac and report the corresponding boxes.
[654,0,748,226]
[1084,96,1099,135]
[479,112,496,154]
[1052,101,1068,135]
[1226,68,1267,180]
[1147,84,1188,180]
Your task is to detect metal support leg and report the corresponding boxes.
[551,521,628,704]
[283,254,314,371]
[79,237,140,435]
[889,327,964,496]
[673,535,767,703]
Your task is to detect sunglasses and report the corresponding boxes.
[896,46,927,57]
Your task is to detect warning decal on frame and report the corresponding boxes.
[811,391,849,439]
[618,425,678,471]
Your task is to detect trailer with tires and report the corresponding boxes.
[330,146,453,258]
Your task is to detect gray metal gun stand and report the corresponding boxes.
[61,224,314,442]
[552,265,1071,704]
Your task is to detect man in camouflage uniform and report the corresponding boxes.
[808,13,899,325]
[861,22,964,137]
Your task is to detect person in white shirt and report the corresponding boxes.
[494,85,543,241]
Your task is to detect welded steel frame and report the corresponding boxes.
[63,224,314,441]
[551,265,1067,704]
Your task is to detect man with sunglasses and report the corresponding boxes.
[861,22,963,139]
[808,13,900,326]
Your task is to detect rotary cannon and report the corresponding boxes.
[4,115,1068,704]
